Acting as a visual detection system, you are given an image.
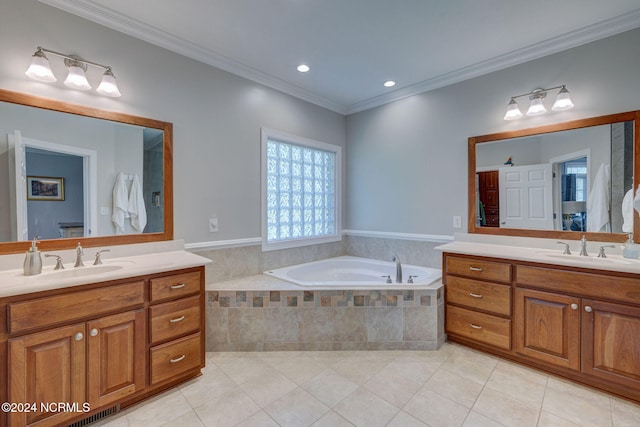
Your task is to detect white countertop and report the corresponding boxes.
[436,240,640,275]
[0,240,211,298]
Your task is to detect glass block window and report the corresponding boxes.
[261,129,341,251]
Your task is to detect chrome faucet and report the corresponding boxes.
[74,242,84,267]
[579,235,588,257]
[392,255,402,283]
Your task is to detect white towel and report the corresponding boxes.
[128,174,147,232]
[622,188,634,233]
[633,184,640,215]
[112,173,129,234]
[587,163,610,232]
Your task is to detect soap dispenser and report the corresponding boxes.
[623,233,639,259]
[23,237,42,276]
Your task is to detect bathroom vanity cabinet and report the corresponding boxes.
[0,266,205,427]
[443,252,640,403]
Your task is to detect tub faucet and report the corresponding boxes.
[392,255,402,283]
[579,235,588,257]
[74,242,84,267]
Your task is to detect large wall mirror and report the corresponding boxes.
[0,89,173,254]
[469,111,640,243]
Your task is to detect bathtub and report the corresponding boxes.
[264,256,441,287]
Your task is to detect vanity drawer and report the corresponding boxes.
[150,271,201,302]
[149,296,201,344]
[150,333,202,385]
[446,276,511,316]
[446,305,511,350]
[7,281,144,334]
[516,265,640,305]
[446,256,512,284]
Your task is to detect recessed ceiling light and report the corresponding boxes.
[383,80,396,88]
[297,64,310,73]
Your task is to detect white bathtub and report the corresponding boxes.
[264,256,441,287]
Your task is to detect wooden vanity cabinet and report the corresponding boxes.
[444,255,513,350]
[513,287,581,370]
[443,252,640,403]
[0,266,205,427]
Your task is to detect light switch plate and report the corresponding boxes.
[209,218,219,232]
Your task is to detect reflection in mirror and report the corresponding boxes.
[469,111,639,243]
[0,89,172,254]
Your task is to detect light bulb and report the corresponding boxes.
[552,86,574,111]
[96,69,121,97]
[526,96,547,116]
[25,49,57,83]
[64,61,91,90]
[504,99,523,120]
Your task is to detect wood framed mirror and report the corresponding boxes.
[0,89,173,254]
[469,110,640,243]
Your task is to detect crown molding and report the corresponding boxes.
[39,0,348,114]
[39,1,640,116]
[346,9,640,114]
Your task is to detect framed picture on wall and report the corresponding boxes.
[27,176,65,201]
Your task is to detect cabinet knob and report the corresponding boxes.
[74,332,83,341]
[169,315,185,323]
[90,328,99,337]
[584,306,593,313]
[570,303,578,310]
[170,354,186,363]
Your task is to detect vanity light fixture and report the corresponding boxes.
[504,85,574,120]
[25,47,122,97]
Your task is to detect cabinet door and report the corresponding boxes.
[582,299,640,389]
[514,288,580,370]
[87,310,145,408]
[8,323,86,427]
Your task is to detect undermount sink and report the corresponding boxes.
[42,264,124,279]
[538,252,633,265]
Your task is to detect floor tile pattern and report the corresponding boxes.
[95,343,640,427]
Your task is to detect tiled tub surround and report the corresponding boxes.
[189,234,446,284]
[206,275,445,351]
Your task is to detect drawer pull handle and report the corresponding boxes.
[469,267,483,272]
[170,354,186,363]
[468,293,483,299]
[170,283,186,289]
[469,323,483,330]
[169,315,185,323]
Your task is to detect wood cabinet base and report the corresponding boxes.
[0,266,206,427]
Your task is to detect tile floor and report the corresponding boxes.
[96,343,640,427]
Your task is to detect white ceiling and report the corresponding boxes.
[41,0,640,114]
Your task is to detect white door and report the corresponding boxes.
[499,163,554,230]
[8,131,98,240]
[8,131,27,240]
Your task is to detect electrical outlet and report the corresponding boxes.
[209,218,219,232]
[100,206,109,216]
[453,215,462,229]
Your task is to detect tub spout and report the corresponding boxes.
[392,255,402,283]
